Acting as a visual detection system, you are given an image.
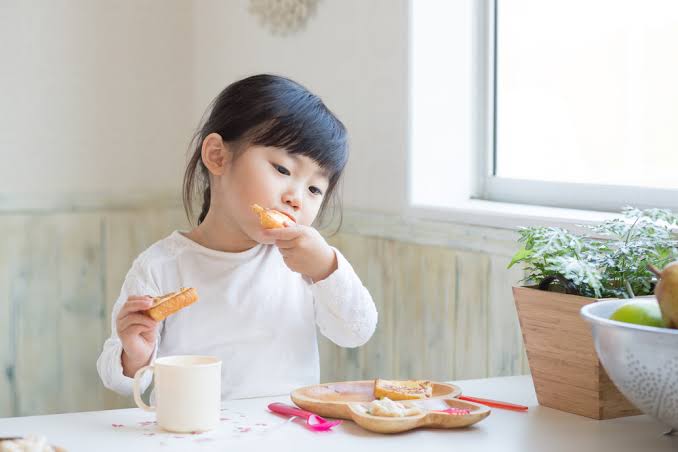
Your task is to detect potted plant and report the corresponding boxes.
[509,207,678,419]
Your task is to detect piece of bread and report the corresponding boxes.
[0,436,66,452]
[367,397,423,417]
[145,287,198,321]
[374,379,433,401]
[251,204,294,229]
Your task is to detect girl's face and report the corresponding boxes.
[214,144,330,244]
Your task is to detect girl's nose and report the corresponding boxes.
[282,190,302,211]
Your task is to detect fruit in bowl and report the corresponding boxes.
[609,299,666,328]
[581,298,678,430]
[649,262,678,329]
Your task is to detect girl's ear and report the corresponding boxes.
[201,133,231,176]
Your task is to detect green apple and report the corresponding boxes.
[610,300,666,328]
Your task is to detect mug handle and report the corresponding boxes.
[133,364,155,412]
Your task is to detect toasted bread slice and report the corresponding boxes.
[251,204,293,229]
[374,379,433,400]
[145,287,198,321]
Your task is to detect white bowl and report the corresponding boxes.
[581,298,678,429]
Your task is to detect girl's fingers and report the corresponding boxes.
[127,325,156,341]
[120,323,156,340]
[139,328,157,343]
[275,237,302,249]
[119,320,155,336]
[118,313,157,332]
[128,295,151,301]
[118,298,154,319]
[263,225,303,241]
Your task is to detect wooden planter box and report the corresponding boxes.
[513,286,641,419]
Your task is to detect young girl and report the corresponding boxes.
[97,74,378,400]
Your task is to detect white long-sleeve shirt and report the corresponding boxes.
[96,230,378,400]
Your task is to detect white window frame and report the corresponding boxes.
[481,0,678,212]
[406,0,678,231]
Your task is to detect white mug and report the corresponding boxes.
[133,355,222,433]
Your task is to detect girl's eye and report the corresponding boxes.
[309,186,323,196]
[274,164,290,176]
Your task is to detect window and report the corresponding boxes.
[410,0,678,218]
[485,0,678,211]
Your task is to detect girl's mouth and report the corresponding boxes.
[279,211,296,223]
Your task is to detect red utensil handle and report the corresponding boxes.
[268,402,312,419]
[459,395,528,412]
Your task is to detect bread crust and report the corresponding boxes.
[145,287,198,321]
[251,204,293,229]
[373,378,433,400]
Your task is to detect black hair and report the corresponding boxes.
[183,74,348,229]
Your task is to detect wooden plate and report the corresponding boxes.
[347,398,490,434]
[291,380,461,420]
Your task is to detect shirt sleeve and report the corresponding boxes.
[311,248,378,348]
[96,257,163,397]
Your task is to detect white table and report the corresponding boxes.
[1,375,676,452]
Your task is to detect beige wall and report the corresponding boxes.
[0,1,193,200]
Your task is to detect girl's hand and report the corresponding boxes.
[116,296,158,377]
[263,224,338,282]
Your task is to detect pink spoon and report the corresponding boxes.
[268,403,342,431]
[432,407,471,415]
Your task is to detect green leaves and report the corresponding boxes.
[508,246,533,269]
[508,206,678,298]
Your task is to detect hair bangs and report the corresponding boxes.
[246,106,348,180]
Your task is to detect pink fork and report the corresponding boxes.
[268,403,342,431]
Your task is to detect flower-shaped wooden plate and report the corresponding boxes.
[291,380,461,420]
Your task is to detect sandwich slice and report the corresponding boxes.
[251,204,294,229]
[373,379,433,401]
[145,287,198,321]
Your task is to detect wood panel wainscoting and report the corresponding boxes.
[0,200,527,417]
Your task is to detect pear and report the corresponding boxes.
[648,262,678,329]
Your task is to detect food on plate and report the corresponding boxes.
[0,436,63,452]
[145,287,198,321]
[374,379,433,400]
[251,204,294,229]
[366,397,423,417]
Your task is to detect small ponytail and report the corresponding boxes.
[198,186,211,225]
